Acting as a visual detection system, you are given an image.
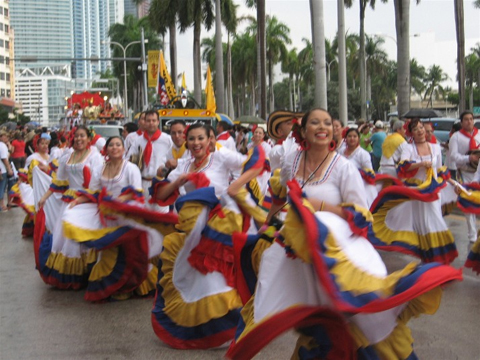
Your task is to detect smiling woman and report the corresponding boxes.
[226,107,463,360]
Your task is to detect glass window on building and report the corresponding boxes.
[0,56,4,64]
[1,89,5,97]
[0,23,3,32]
[6,90,10,98]
[4,9,8,17]
[0,72,4,80]
[0,8,3,15]
[4,25,8,34]
[6,73,10,82]
[5,57,8,65]
[0,40,3,48]
[5,41,9,49]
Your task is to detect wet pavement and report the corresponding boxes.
[1,207,479,360]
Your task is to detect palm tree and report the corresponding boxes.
[310,0,327,109]
[393,0,414,118]
[410,58,426,97]
[365,35,388,115]
[231,32,257,115]
[346,0,387,120]
[281,48,299,111]
[214,0,225,113]
[109,15,162,111]
[178,0,215,104]
[266,16,291,112]
[465,51,480,109]
[423,65,449,108]
[148,0,179,85]
[246,0,267,119]
[221,1,239,118]
[454,0,466,112]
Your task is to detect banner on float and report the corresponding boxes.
[147,50,160,88]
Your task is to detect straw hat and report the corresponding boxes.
[267,110,304,141]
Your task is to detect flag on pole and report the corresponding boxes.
[205,65,216,113]
[158,51,176,105]
[180,72,187,94]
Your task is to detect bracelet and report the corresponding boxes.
[319,201,325,211]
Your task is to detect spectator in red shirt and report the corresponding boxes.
[10,132,26,170]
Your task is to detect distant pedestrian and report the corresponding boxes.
[378,120,407,177]
[370,120,387,172]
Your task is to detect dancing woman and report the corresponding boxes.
[35,126,104,289]
[371,119,457,264]
[338,127,377,207]
[150,123,267,350]
[10,134,52,237]
[62,136,160,301]
[227,108,462,360]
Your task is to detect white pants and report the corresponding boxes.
[459,170,478,242]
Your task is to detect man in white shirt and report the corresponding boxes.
[449,111,480,243]
[127,110,172,207]
[125,112,146,154]
[216,121,236,151]
[378,120,408,177]
[267,110,302,171]
[0,131,13,212]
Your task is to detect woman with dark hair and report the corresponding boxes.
[10,132,26,171]
[34,125,104,290]
[155,123,256,199]
[371,118,457,265]
[338,128,373,169]
[63,136,160,301]
[332,118,345,151]
[338,127,377,206]
[147,122,268,349]
[227,108,462,360]
[10,134,52,236]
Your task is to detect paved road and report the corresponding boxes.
[1,207,479,360]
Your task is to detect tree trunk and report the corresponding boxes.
[193,22,202,105]
[169,22,177,90]
[337,0,348,124]
[289,76,293,111]
[258,0,267,119]
[359,0,367,120]
[310,0,328,109]
[215,0,225,113]
[268,59,274,112]
[454,0,466,113]
[227,36,234,119]
[394,0,411,119]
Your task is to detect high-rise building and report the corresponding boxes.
[10,0,125,125]
[15,65,74,126]
[124,0,150,18]
[10,0,74,70]
[0,1,13,100]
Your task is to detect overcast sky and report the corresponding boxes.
[171,0,480,89]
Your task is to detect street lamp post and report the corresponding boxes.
[326,58,337,83]
[102,38,148,118]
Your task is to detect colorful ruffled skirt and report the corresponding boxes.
[32,167,96,290]
[370,173,457,264]
[151,188,246,349]
[226,181,463,360]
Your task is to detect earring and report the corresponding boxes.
[329,140,336,151]
[301,139,310,150]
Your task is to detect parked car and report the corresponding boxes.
[428,118,458,144]
[90,124,123,139]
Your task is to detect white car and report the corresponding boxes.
[90,124,123,139]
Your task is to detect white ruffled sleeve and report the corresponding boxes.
[338,160,368,208]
